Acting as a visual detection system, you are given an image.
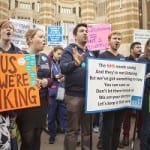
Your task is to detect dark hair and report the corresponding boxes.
[130,42,141,50]
[53,45,64,52]
[73,23,87,36]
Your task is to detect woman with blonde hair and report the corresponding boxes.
[16,28,52,150]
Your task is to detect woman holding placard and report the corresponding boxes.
[0,20,22,150]
[16,28,52,150]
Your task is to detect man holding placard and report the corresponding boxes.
[119,42,143,147]
[98,31,125,150]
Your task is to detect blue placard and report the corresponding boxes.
[47,26,63,35]
[47,36,63,43]
[47,26,63,45]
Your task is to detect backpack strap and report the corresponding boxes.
[37,53,51,71]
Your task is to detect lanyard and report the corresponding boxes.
[52,61,60,74]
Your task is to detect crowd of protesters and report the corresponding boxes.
[0,20,150,150]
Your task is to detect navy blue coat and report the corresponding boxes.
[138,56,150,116]
[60,43,93,97]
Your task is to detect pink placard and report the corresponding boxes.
[68,23,111,51]
[87,24,111,51]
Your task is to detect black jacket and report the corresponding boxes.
[138,56,150,116]
[99,50,124,60]
[23,51,51,97]
[60,43,93,97]
[0,43,21,53]
[126,55,135,61]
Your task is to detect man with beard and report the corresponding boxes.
[119,42,143,148]
[60,23,93,150]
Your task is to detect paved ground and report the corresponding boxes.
[41,117,140,150]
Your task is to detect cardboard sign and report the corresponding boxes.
[133,29,150,52]
[47,26,63,45]
[10,19,45,50]
[68,24,111,51]
[86,58,146,113]
[0,53,40,112]
[86,24,111,51]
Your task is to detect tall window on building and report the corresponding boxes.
[20,2,30,9]
[54,21,61,26]
[15,0,18,8]
[37,1,40,12]
[8,0,11,10]
[32,3,35,10]
[96,2,106,16]
[62,7,71,14]
[73,7,76,14]
[58,5,61,13]
[147,1,150,29]
[63,21,74,36]
[79,7,81,17]
[139,0,143,28]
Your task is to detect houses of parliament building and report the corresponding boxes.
[0,0,149,54]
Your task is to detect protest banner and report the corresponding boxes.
[68,23,111,51]
[85,58,146,113]
[10,19,45,50]
[86,24,111,51]
[47,26,63,46]
[0,53,40,112]
[133,29,150,52]
[10,19,31,49]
